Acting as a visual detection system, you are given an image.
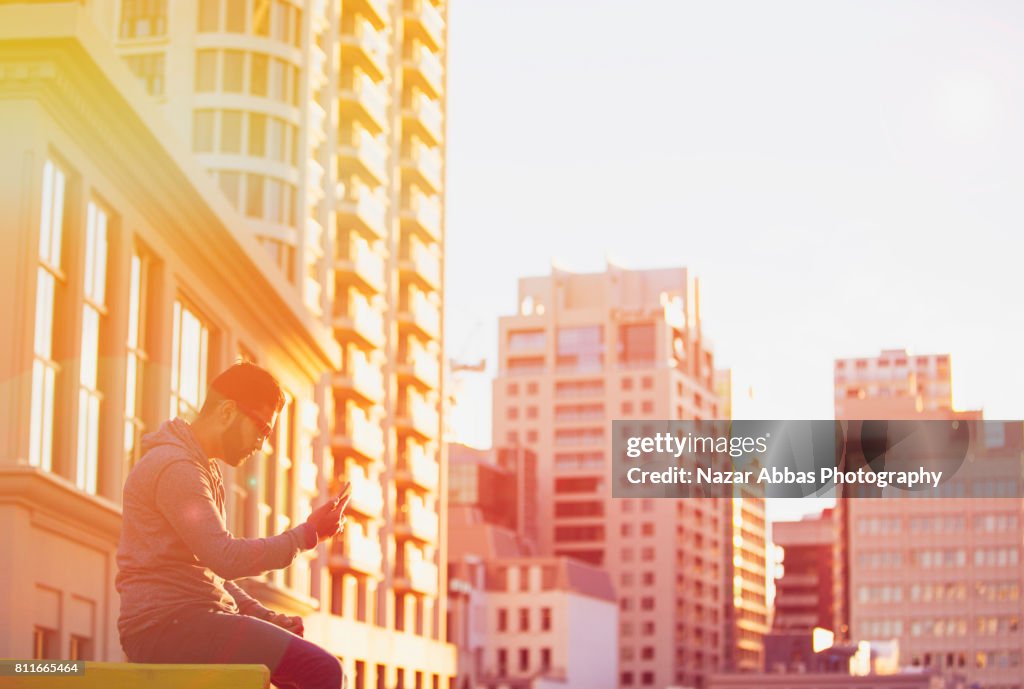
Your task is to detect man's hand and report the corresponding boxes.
[304,483,352,545]
[266,612,304,637]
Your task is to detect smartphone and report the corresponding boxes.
[334,481,353,510]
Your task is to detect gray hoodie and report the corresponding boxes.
[116,419,316,642]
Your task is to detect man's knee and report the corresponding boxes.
[312,653,344,689]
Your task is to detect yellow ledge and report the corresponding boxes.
[2,663,269,688]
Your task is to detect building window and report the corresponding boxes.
[496,649,507,675]
[222,50,245,92]
[195,51,218,92]
[497,608,507,632]
[76,201,109,495]
[120,0,167,38]
[248,113,267,156]
[518,648,529,672]
[518,607,529,631]
[508,329,545,351]
[222,110,243,153]
[225,0,246,32]
[32,627,57,660]
[170,300,210,420]
[30,159,67,472]
[618,323,655,365]
[68,635,93,661]
[245,173,264,217]
[526,382,538,395]
[197,0,219,31]
[556,326,603,370]
[540,647,551,671]
[252,0,271,36]
[541,607,552,631]
[123,52,165,96]
[124,250,150,470]
[193,109,215,152]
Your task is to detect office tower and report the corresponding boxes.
[716,371,770,672]
[493,263,742,689]
[0,1,454,683]
[771,508,846,636]
[838,350,1023,688]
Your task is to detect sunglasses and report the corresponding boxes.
[234,401,274,439]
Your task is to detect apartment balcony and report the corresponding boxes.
[331,405,384,462]
[403,43,443,97]
[357,0,389,28]
[329,529,382,575]
[340,20,388,80]
[403,91,443,145]
[343,465,385,517]
[339,72,389,134]
[401,140,442,192]
[333,294,384,348]
[397,394,439,440]
[397,344,440,389]
[394,558,439,596]
[395,502,440,543]
[335,236,385,294]
[339,129,388,186]
[396,444,439,492]
[400,192,441,243]
[337,187,387,240]
[331,350,384,404]
[399,239,441,291]
[405,0,444,50]
[398,290,440,340]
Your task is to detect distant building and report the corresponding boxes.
[838,350,1023,687]
[493,264,735,687]
[772,508,847,637]
[710,629,967,689]
[447,506,616,689]
[834,349,962,420]
[449,443,538,547]
[477,557,617,689]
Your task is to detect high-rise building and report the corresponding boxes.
[716,371,770,673]
[0,1,453,683]
[493,263,746,688]
[838,350,1023,688]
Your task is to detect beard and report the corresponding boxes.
[221,415,257,466]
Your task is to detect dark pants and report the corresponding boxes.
[122,610,345,689]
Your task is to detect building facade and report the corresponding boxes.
[0,1,454,684]
[771,508,847,637]
[493,264,754,688]
[838,350,1023,689]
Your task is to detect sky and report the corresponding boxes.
[441,1,1024,521]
